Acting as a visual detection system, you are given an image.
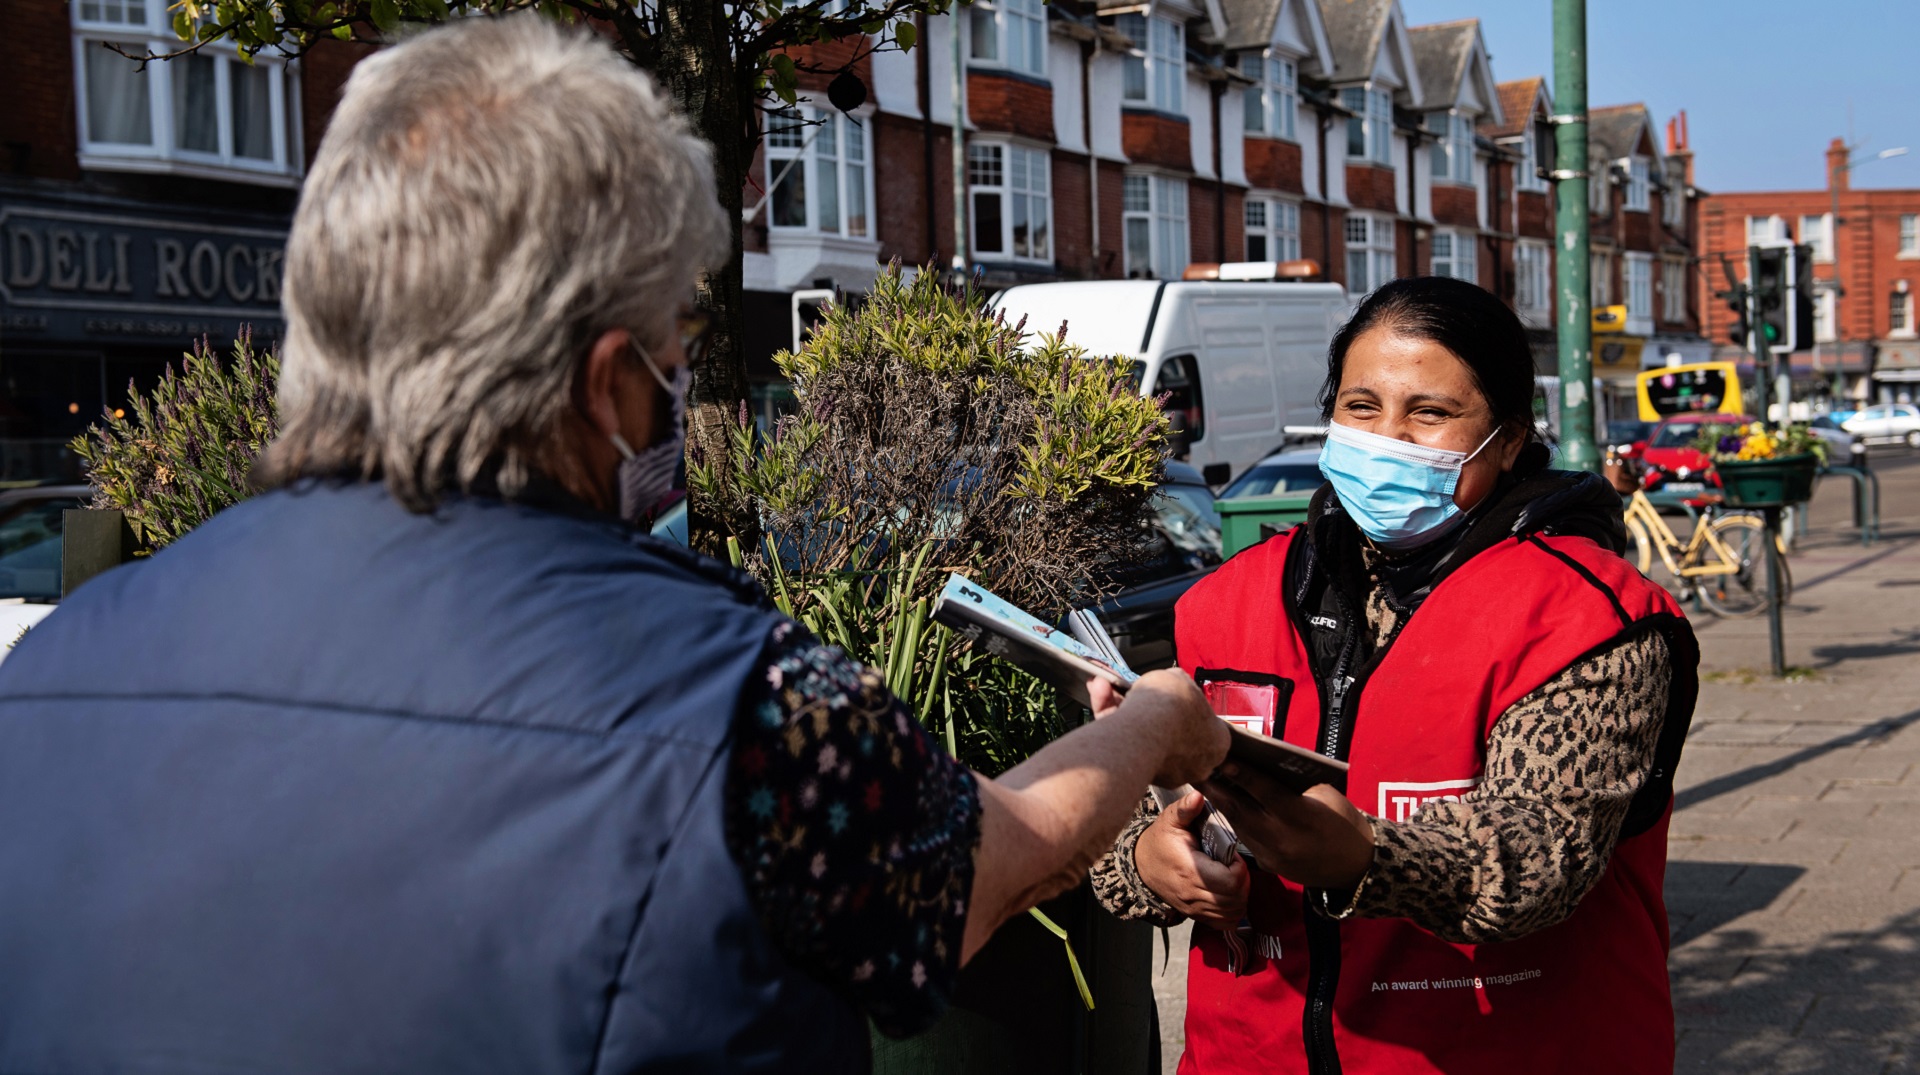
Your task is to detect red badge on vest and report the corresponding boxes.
[1196,669,1293,739]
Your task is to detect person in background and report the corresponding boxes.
[1093,276,1699,1074]
[0,17,1225,1074]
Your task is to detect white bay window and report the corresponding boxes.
[1340,86,1394,165]
[72,4,300,181]
[1431,229,1476,281]
[765,107,872,239]
[1240,53,1297,141]
[1427,112,1475,185]
[1344,212,1395,295]
[1124,173,1189,280]
[1625,252,1653,323]
[969,142,1052,263]
[969,0,1047,79]
[1244,197,1300,262]
[1515,240,1551,321]
[1118,14,1184,113]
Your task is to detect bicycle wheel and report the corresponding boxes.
[1697,515,1789,617]
[1625,516,1655,576]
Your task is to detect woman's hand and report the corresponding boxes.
[1197,762,1376,891]
[1134,789,1249,930]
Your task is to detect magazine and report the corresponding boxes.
[930,574,1137,708]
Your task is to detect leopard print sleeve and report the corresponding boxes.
[1327,628,1673,944]
[1090,794,1184,927]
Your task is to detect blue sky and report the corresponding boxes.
[1397,0,1920,193]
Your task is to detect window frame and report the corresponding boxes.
[70,9,302,184]
[1892,290,1916,338]
[1340,85,1394,166]
[1430,227,1476,282]
[1515,239,1552,320]
[1117,13,1185,113]
[1624,157,1650,212]
[1239,52,1297,142]
[1123,172,1190,280]
[1812,288,1836,343]
[1747,215,1788,245]
[1900,214,1919,258]
[1427,111,1475,186]
[1660,253,1689,323]
[1661,167,1686,227]
[1343,211,1396,296]
[1515,123,1548,194]
[968,0,1047,80]
[1625,252,1654,321]
[1590,248,1615,307]
[967,140,1054,264]
[764,106,876,241]
[1243,195,1301,263]
[1801,213,1832,262]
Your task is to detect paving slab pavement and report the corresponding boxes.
[1150,449,1920,1073]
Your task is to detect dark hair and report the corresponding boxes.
[1319,276,1552,475]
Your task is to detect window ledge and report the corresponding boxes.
[77,152,300,189]
[1120,106,1190,125]
[968,65,1052,89]
[1889,330,1919,340]
[767,232,883,254]
[1897,252,1920,261]
[1244,132,1301,146]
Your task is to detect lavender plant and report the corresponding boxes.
[71,329,279,549]
[693,266,1170,773]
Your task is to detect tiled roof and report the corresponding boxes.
[1407,20,1474,109]
[1219,0,1285,50]
[1316,0,1393,83]
[1481,77,1545,139]
[1589,103,1653,162]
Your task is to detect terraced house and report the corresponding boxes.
[745,0,1704,401]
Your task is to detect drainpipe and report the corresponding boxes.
[919,13,937,262]
[1405,120,1419,274]
[1083,35,1100,277]
[1212,79,1226,262]
[1317,104,1332,274]
[951,10,968,275]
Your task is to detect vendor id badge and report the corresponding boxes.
[1196,670,1293,739]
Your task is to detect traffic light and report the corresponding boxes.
[1792,242,1816,353]
[1725,291,1749,347]
[1751,245,1789,352]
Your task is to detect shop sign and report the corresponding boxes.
[0,198,286,348]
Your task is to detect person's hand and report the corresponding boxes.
[1134,789,1249,930]
[1087,678,1123,719]
[1196,762,1375,890]
[1120,669,1228,788]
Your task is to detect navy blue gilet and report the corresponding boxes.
[0,482,870,1074]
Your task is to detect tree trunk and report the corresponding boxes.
[656,0,757,555]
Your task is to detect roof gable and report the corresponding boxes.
[1316,0,1390,83]
[1220,0,1336,76]
[1590,103,1660,164]
[1481,77,1550,140]
[1408,20,1500,122]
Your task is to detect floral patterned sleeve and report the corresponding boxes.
[722,621,982,1039]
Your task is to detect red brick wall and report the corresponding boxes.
[1516,191,1552,239]
[1,0,80,179]
[1051,149,1093,277]
[1244,137,1304,195]
[1621,209,1653,251]
[298,39,373,170]
[1346,164,1396,213]
[873,111,942,267]
[1122,110,1191,172]
[788,38,873,97]
[1430,184,1478,229]
[1398,220,1419,279]
[968,71,1054,144]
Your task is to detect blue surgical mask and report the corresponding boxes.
[609,339,688,527]
[1318,422,1500,549]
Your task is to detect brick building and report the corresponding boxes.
[0,0,361,480]
[1697,138,1920,406]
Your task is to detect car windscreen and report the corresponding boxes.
[1651,424,1706,448]
[1153,482,1222,556]
[0,497,82,601]
[1221,463,1325,499]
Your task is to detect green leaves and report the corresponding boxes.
[891,18,915,50]
[71,331,280,550]
[768,53,799,105]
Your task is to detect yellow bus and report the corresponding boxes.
[1635,362,1744,422]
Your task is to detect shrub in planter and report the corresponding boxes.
[691,263,1170,771]
[71,329,279,550]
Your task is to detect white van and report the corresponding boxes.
[991,280,1350,485]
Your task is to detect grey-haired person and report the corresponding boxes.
[0,16,1224,1074]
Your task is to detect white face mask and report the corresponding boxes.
[608,338,687,527]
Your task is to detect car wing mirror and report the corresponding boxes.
[1202,463,1231,487]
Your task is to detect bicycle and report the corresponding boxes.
[1620,488,1789,617]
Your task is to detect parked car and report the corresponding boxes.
[1218,447,1326,500]
[1605,420,1656,463]
[1638,413,1739,499]
[0,484,92,661]
[1807,415,1866,464]
[650,463,1221,674]
[1840,403,1920,447]
[990,280,1351,486]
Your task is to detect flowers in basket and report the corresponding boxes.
[1690,421,1828,466]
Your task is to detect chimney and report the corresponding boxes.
[1829,137,1850,193]
[1665,110,1694,187]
